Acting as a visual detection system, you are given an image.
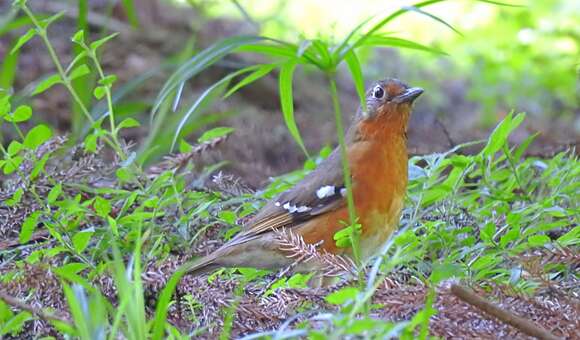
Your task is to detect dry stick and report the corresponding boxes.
[0,291,71,325]
[450,284,561,340]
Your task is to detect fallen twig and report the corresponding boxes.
[0,291,71,325]
[450,284,561,340]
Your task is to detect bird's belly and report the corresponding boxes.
[359,201,402,260]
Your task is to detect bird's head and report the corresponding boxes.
[355,78,423,139]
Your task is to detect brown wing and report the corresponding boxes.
[228,148,348,246]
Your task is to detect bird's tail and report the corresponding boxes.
[178,254,220,276]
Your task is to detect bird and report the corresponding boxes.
[182,78,423,284]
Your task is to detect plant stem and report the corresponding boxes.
[21,5,94,126]
[502,144,529,200]
[20,4,122,155]
[89,50,123,153]
[328,75,361,265]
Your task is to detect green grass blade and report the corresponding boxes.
[152,35,264,116]
[170,67,257,151]
[363,35,448,55]
[120,0,139,28]
[62,284,92,339]
[403,5,463,36]
[344,50,366,110]
[332,15,375,61]
[311,39,332,69]
[0,37,19,89]
[151,268,187,340]
[279,62,309,157]
[224,63,277,98]
[477,0,525,7]
[236,43,297,58]
[338,0,446,60]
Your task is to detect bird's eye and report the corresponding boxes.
[372,86,385,99]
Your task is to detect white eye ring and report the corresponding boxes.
[372,85,385,99]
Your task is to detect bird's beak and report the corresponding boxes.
[392,87,424,104]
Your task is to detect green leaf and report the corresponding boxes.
[527,235,550,247]
[93,86,106,99]
[69,64,90,80]
[344,50,366,110]
[429,263,463,284]
[1,311,31,336]
[55,263,89,276]
[480,222,496,244]
[71,29,85,44]
[513,132,539,160]
[40,11,65,29]
[500,225,520,248]
[84,133,98,153]
[98,74,117,87]
[4,105,31,122]
[198,126,234,143]
[117,117,140,130]
[224,63,276,98]
[24,124,52,149]
[89,32,119,51]
[482,112,526,157]
[3,155,23,174]
[93,196,111,217]
[10,28,35,54]
[7,140,23,156]
[325,287,359,305]
[557,226,579,246]
[65,51,88,74]
[334,224,358,248]
[107,216,118,236]
[0,95,10,118]
[72,231,93,253]
[29,153,48,181]
[345,319,378,334]
[471,254,499,272]
[47,183,62,203]
[20,211,41,244]
[218,210,237,224]
[116,167,133,182]
[5,188,23,207]
[32,74,61,95]
[279,61,308,156]
[179,139,193,153]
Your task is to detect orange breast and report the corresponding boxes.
[299,134,408,257]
